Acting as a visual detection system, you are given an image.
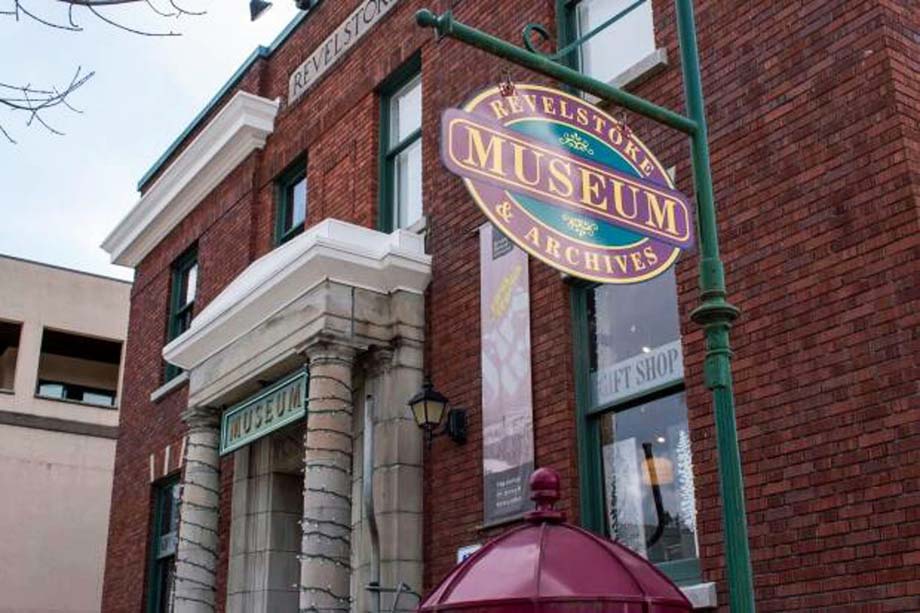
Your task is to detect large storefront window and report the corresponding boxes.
[573,268,700,584]
[147,477,180,613]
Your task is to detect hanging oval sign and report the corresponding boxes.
[441,84,694,284]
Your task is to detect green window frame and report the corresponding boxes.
[558,0,656,82]
[274,158,308,245]
[164,246,198,382]
[377,53,422,233]
[570,273,702,586]
[146,475,180,613]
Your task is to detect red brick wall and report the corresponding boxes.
[103,0,920,611]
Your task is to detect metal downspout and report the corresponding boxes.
[364,393,381,613]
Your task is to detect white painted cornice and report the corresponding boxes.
[163,219,432,370]
[101,91,280,268]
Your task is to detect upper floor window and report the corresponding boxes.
[165,246,197,381]
[35,328,122,408]
[574,267,700,585]
[380,57,422,232]
[571,0,656,84]
[0,320,21,392]
[275,159,307,245]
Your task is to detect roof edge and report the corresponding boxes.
[0,253,133,284]
[136,3,320,192]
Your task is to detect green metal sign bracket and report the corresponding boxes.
[417,2,756,611]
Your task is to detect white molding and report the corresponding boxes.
[681,582,717,609]
[163,219,431,371]
[585,47,669,105]
[149,371,189,403]
[102,91,280,268]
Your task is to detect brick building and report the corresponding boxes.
[100,0,919,612]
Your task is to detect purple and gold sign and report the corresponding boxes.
[441,84,694,283]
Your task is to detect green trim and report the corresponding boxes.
[585,380,684,417]
[377,52,422,233]
[274,157,308,246]
[556,0,580,72]
[554,0,648,64]
[569,281,604,534]
[219,367,308,455]
[658,558,703,586]
[146,475,179,613]
[571,279,701,585]
[415,10,696,134]
[164,246,197,382]
[137,2,322,191]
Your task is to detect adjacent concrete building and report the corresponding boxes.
[0,255,130,612]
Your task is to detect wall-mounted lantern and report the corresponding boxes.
[407,379,467,447]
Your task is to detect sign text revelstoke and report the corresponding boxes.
[288,0,399,105]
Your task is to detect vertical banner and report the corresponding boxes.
[480,223,535,525]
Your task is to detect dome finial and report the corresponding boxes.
[525,467,564,523]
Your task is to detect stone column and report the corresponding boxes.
[174,406,221,613]
[300,340,357,613]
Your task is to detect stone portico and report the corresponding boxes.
[163,219,430,612]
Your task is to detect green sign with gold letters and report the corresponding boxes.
[219,368,307,455]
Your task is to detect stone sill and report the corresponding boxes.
[34,394,118,411]
[584,47,669,105]
[681,581,717,609]
[150,371,189,403]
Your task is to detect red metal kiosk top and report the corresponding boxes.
[419,468,693,613]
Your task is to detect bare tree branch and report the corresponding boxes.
[1,0,207,142]
[0,66,94,142]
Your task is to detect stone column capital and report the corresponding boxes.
[301,332,362,365]
[362,345,395,377]
[181,405,220,432]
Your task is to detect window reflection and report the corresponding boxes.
[589,267,683,407]
[600,393,697,564]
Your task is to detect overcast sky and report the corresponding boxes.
[0,0,301,281]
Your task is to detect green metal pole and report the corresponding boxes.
[675,0,756,610]
[415,9,698,135]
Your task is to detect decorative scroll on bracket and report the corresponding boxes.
[521,0,648,62]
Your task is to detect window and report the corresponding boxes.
[0,320,21,392]
[379,56,422,232]
[147,477,180,613]
[573,268,700,584]
[165,246,198,381]
[35,329,122,408]
[565,0,656,84]
[275,159,307,245]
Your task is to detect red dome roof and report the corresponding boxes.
[419,468,692,613]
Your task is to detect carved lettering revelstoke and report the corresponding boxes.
[288,0,399,104]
